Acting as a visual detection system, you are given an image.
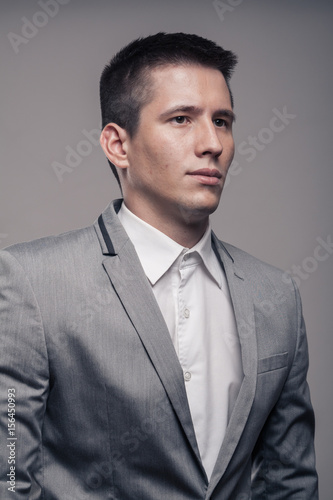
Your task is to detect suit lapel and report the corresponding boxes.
[206,235,258,494]
[94,201,204,470]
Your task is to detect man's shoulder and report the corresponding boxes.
[214,238,302,323]
[0,223,99,268]
[222,240,282,271]
[0,201,122,268]
[214,236,293,289]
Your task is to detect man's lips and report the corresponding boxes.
[187,168,222,186]
[189,168,222,178]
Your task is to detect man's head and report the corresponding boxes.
[99,32,237,183]
[99,33,237,240]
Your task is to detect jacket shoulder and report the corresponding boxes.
[218,240,285,274]
[0,223,100,268]
[215,238,298,304]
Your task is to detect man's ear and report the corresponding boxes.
[100,123,129,169]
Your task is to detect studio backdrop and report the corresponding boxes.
[1,1,332,498]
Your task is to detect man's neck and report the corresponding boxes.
[122,201,209,248]
[154,219,208,248]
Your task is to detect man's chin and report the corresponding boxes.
[176,199,220,225]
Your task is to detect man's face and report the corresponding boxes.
[121,64,235,226]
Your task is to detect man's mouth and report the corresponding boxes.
[188,168,222,186]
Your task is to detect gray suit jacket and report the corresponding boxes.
[0,199,318,499]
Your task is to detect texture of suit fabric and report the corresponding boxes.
[0,199,318,499]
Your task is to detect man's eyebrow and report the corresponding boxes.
[160,105,236,122]
[215,109,236,123]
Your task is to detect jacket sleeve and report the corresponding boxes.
[0,249,49,499]
[251,279,318,499]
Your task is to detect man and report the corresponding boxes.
[0,33,318,499]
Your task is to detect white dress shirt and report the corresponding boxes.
[118,203,243,479]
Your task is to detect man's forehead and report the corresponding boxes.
[149,62,226,82]
[146,63,232,108]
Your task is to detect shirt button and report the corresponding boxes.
[184,308,190,318]
[184,371,191,382]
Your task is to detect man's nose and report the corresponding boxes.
[196,120,223,158]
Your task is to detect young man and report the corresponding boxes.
[0,33,318,499]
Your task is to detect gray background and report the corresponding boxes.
[1,0,332,496]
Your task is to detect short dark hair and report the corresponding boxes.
[100,32,237,182]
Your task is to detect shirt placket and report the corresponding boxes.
[177,254,197,384]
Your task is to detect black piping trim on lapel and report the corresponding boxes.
[211,233,234,263]
[211,233,245,281]
[98,215,116,255]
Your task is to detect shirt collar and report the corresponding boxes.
[118,202,223,288]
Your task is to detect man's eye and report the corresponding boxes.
[173,116,187,124]
[214,118,227,127]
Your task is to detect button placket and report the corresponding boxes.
[178,253,199,383]
[177,266,187,368]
